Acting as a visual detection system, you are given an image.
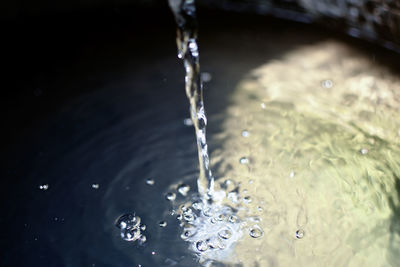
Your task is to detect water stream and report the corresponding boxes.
[168,0,214,198]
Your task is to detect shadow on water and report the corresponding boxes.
[1,3,400,267]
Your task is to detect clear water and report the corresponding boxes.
[5,8,400,267]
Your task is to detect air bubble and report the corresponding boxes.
[39,184,49,190]
[218,229,232,239]
[91,183,99,189]
[159,221,167,227]
[115,214,140,229]
[138,235,147,244]
[115,213,146,242]
[322,79,333,88]
[165,192,176,201]
[183,213,195,222]
[192,202,203,210]
[146,178,155,185]
[216,214,226,221]
[249,225,264,238]
[360,148,369,155]
[207,236,225,249]
[181,228,196,239]
[196,240,208,252]
[229,215,238,223]
[261,103,266,109]
[290,171,295,178]
[178,184,190,196]
[241,130,250,137]
[240,157,249,164]
[296,229,305,239]
[243,196,252,204]
[121,227,141,241]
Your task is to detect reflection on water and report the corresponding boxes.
[205,41,400,266]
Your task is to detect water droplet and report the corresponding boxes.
[257,206,263,212]
[322,79,333,88]
[183,118,193,126]
[290,171,295,178]
[218,229,232,239]
[178,184,190,196]
[243,196,252,204]
[151,251,156,255]
[240,157,249,164]
[248,179,254,184]
[360,148,369,155]
[39,184,49,190]
[241,130,250,137]
[159,221,167,227]
[249,225,264,238]
[146,178,155,185]
[91,183,99,189]
[196,240,208,252]
[165,192,176,201]
[140,225,146,231]
[261,103,266,109]
[201,72,212,83]
[296,229,305,239]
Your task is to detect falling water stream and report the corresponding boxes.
[168,0,214,198]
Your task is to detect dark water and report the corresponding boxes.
[2,6,400,267]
